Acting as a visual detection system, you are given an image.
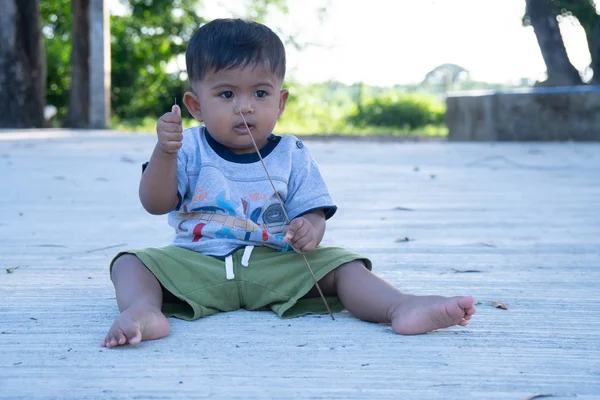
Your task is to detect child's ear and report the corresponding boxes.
[277,89,289,119]
[183,91,203,122]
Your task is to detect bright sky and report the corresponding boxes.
[111,0,593,86]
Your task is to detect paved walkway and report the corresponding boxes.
[1,129,599,399]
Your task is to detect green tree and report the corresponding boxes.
[40,0,71,122]
[110,0,204,119]
[41,0,292,126]
[420,64,470,92]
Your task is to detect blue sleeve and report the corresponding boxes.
[285,143,337,220]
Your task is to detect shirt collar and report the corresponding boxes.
[204,127,281,164]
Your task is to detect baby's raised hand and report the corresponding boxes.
[156,104,183,154]
[284,217,318,254]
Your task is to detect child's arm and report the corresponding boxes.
[283,209,326,254]
[139,105,183,215]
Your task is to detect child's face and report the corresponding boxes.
[183,64,289,154]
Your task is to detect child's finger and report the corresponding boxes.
[157,121,183,134]
[291,235,310,251]
[284,229,294,242]
[172,104,181,118]
[161,130,183,142]
[284,219,304,241]
[161,112,182,124]
[292,238,316,254]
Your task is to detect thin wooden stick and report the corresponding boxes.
[234,99,335,320]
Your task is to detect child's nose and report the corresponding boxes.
[234,99,254,114]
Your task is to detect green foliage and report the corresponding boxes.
[41,0,204,123]
[348,92,445,130]
[110,0,203,119]
[113,77,535,136]
[555,0,597,21]
[40,0,298,124]
[40,0,72,121]
[276,80,448,134]
[41,0,203,122]
[113,80,450,136]
[276,80,355,133]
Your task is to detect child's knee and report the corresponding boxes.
[332,260,368,283]
[337,260,368,274]
[329,260,368,286]
[111,253,145,280]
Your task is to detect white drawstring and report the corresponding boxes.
[241,245,254,267]
[225,255,234,280]
[225,246,254,279]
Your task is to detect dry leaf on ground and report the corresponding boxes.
[524,394,556,400]
[491,301,508,310]
[459,242,497,248]
[451,269,483,273]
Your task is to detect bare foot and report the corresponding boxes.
[100,306,170,348]
[390,295,476,335]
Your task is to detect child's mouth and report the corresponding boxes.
[234,124,253,133]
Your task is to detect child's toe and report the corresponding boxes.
[122,326,141,346]
[111,329,124,346]
[127,331,142,346]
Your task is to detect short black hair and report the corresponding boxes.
[186,18,286,83]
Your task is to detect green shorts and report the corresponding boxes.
[110,245,371,320]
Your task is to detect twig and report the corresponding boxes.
[235,99,335,320]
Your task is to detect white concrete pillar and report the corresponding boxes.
[89,0,110,129]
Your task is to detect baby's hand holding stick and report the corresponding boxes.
[156,103,183,155]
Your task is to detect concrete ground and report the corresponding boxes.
[0,129,599,400]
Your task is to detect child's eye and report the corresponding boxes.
[219,91,234,99]
[255,90,268,98]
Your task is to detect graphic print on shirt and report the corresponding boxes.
[175,190,288,248]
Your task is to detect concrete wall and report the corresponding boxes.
[446,86,600,141]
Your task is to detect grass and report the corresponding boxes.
[111,117,448,137]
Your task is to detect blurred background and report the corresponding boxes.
[1,0,599,137]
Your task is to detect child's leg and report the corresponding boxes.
[100,254,170,347]
[306,260,476,335]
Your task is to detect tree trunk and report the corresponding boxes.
[526,0,583,86]
[0,0,46,128]
[66,0,90,128]
[589,21,600,84]
[578,16,600,84]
